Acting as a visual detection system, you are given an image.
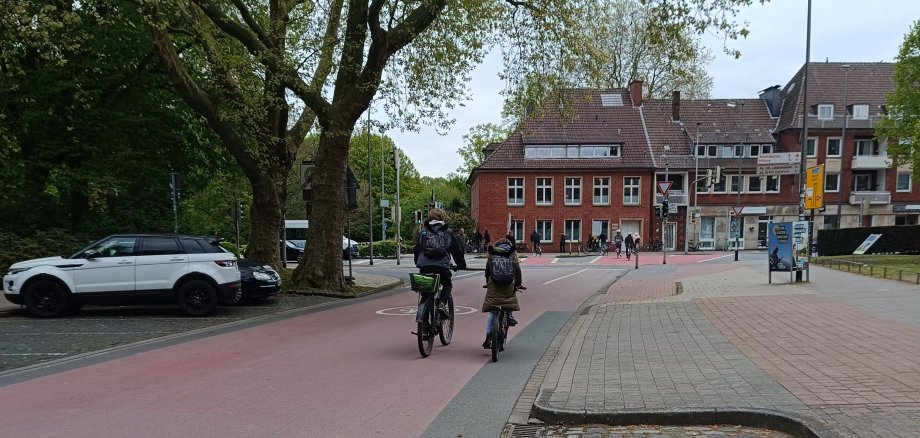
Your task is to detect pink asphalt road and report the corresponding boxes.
[0,266,618,438]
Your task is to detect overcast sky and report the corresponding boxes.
[384,0,920,178]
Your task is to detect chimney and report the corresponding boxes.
[628,79,643,107]
[758,85,782,117]
[671,90,681,121]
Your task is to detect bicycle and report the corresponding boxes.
[489,285,525,362]
[410,269,456,358]
[532,242,542,256]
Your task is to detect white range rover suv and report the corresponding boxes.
[3,234,241,318]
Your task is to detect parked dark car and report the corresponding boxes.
[238,259,281,303]
[285,240,304,263]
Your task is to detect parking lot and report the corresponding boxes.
[0,295,337,373]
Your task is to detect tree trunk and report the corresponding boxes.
[291,124,351,292]
[244,170,284,268]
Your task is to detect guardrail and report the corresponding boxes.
[814,257,920,284]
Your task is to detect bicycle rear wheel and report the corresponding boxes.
[418,301,434,357]
[438,296,454,345]
[490,310,502,362]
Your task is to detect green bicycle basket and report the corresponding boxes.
[410,273,440,294]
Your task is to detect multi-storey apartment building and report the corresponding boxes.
[469,62,917,251]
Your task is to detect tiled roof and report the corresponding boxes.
[642,98,778,170]
[477,89,656,171]
[777,62,894,131]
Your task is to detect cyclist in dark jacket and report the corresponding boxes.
[414,208,467,315]
[529,229,541,255]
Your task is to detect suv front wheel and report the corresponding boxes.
[24,280,70,318]
[176,280,219,316]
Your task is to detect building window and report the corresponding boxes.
[564,220,581,243]
[748,144,761,157]
[855,139,878,156]
[623,177,640,204]
[806,138,817,157]
[766,175,780,193]
[593,177,610,205]
[536,177,553,205]
[536,220,553,242]
[826,138,841,157]
[823,215,839,229]
[895,215,918,226]
[853,174,871,191]
[897,173,912,192]
[817,104,834,120]
[730,175,742,193]
[852,104,869,120]
[825,173,840,192]
[761,144,772,154]
[697,145,717,157]
[510,220,524,242]
[747,175,762,193]
[565,177,581,205]
[507,178,524,205]
[712,174,727,193]
[721,145,735,158]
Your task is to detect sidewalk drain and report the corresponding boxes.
[508,424,542,438]
[579,304,595,315]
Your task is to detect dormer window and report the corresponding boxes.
[852,104,869,120]
[817,104,834,120]
[524,144,622,159]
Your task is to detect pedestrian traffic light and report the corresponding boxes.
[662,200,670,218]
[705,169,713,189]
[714,166,722,181]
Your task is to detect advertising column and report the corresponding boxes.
[768,221,794,284]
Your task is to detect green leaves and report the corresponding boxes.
[878,20,920,178]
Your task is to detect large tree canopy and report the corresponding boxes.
[128,0,765,292]
[878,19,920,177]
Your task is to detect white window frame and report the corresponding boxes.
[806,137,817,157]
[852,104,869,120]
[564,220,581,243]
[748,144,760,157]
[536,220,553,242]
[623,176,641,205]
[721,145,735,158]
[730,175,743,194]
[826,137,842,157]
[593,177,610,205]
[817,104,834,120]
[536,177,553,206]
[761,144,772,154]
[855,139,875,156]
[507,177,524,206]
[825,173,840,193]
[711,174,728,194]
[765,175,780,193]
[510,220,524,242]
[564,177,582,206]
[747,175,763,193]
[897,173,912,192]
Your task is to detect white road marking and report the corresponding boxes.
[697,254,733,263]
[589,256,602,264]
[543,269,589,285]
[551,258,559,264]
[350,259,371,265]
[376,305,477,316]
[0,353,68,356]
[453,272,480,280]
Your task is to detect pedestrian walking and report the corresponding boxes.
[559,232,566,253]
[483,229,491,249]
[473,230,482,253]
[529,229,542,256]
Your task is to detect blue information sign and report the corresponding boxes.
[768,222,794,272]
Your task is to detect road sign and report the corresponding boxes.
[757,164,799,175]
[732,206,744,216]
[656,181,673,196]
[805,164,825,210]
[853,234,882,255]
[758,152,801,165]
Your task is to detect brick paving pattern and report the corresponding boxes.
[528,260,920,437]
[506,423,792,437]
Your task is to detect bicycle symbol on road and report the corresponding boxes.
[376,305,478,316]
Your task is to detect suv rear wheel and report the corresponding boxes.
[24,280,70,318]
[176,280,218,316]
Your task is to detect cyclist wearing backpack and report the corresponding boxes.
[414,208,467,316]
[481,237,522,349]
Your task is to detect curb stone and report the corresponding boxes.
[298,278,403,299]
[531,389,839,438]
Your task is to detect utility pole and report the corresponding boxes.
[686,123,702,255]
[736,102,745,261]
[395,148,402,266]
[169,172,181,233]
[836,65,850,229]
[366,106,374,265]
[663,145,669,265]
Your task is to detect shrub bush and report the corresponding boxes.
[0,229,93,273]
[817,225,920,256]
[219,241,242,258]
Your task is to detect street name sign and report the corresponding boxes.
[757,164,799,175]
[758,152,801,165]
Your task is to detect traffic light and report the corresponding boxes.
[705,169,713,189]
[238,201,245,220]
[662,200,670,218]
[714,165,722,181]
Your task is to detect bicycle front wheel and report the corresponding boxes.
[418,302,434,357]
[490,310,502,362]
[439,296,454,346]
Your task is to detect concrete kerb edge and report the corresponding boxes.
[506,269,630,425]
[298,277,403,299]
[529,396,840,438]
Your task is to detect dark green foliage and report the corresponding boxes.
[817,225,920,256]
[0,229,94,273]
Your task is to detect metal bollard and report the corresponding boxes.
[883,267,887,279]
[899,270,903,281]
[870,265,873,277]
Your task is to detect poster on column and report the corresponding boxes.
[768,222,793,271]
[792,221,810,269]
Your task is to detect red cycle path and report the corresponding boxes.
[0,267,611,438]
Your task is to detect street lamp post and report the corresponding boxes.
[727,101,745,261]
[662,145,670,265]
[836,65,850,229]
[366,106,374,265]
[685,123,702,255]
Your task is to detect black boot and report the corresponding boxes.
[482,333,491,349]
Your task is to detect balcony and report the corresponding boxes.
[849,191,891,205]
[851,155,890,170]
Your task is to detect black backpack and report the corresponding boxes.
[421,229,450,258]
[490,254,515,284]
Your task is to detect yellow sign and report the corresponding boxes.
[805,164,825,210]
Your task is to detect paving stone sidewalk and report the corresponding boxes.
[526,262,920,437]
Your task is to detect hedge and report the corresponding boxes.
[0,229,94,273]
[817,225,920,256]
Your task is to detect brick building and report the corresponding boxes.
[468,62,917,251]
